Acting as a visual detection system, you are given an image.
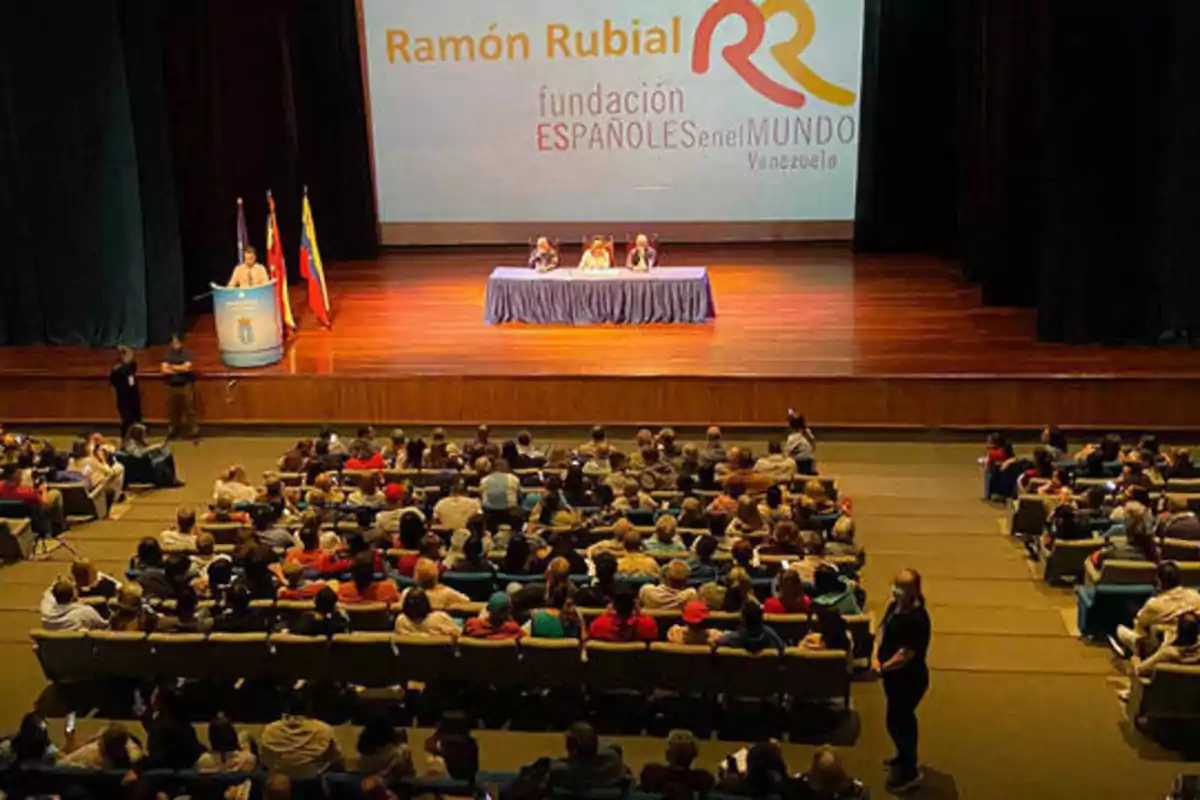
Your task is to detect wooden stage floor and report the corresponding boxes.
[4,244,1200,428]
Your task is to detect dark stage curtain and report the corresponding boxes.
[0,0,375,347]
[856,0,1200,344]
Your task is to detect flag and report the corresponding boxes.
[236,197,249,262]
[299,187,332,328]
[265,190,296,332]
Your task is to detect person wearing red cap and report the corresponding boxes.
[373,483,410,533]
[667,600,721,646]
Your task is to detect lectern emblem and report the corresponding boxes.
[237,318,254,344]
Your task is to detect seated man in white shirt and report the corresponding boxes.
[1112,561,1200,657]
[638,560,698,610]
[434,479,482,531]
[213,465,259,505]
[228,246,270,288]
[40,579,108,631]
[159,508,199,549]
[754,440,797,485]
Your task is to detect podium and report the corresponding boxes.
[210,281,283,368]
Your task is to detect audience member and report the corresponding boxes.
[259,691,344,778]
[402,558,468,610]
[801,606,853,654]
[0,463,65,533]
[355,710,414,781]
[121,423,182,486]
[425,710,480,781]
[0,712,63,766]
[196,714,257,773]
[811,565,862,615]
[667,600,720,646]
[792,747,869,800]
[205,493,250,525]
[394,587,460,637]
[717,601,784,653]
[348,473,386,509]
[212,584,269,633]
[434,479,482,530]
[214,464,258,504]
[279,439,313,473]
[616,528,660,577]
[58,723,142,770]
[639,560,698,610]
[1132,612,1200,677]
[292,586,352,637]
[68,438,125,503]
[717,741,788,797]
[1093,509,1159,566]
[763,569,812,615]
[339,552,402,605]
[142,685,204,770]
[70,559,120,599]
[462,591,524,639]
[525,583,584,639]
[786,411,817,463]
[155,591,212,633]
[109,583,151,631]
[479,457,521,520]
[1111,561,1200,657]
[547,722,629,792]
[638,730,715,797]
[1160,495,1200,540]
[159,508,198,549]
[588,585,657,642]
[686,535,723,582]
[39,578,107,631]
[644,515,688,556]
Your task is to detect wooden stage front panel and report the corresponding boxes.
[3,244,1200,429]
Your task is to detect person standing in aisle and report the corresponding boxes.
[160,334,198,440]
[873,568,931,794]
[109,346,142,439]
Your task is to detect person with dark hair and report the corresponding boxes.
[339,552,402,605]
[501,535,538,576]
[1165,448,1200,480]
[0,462,66,534]
[717,740,788,797]
[212,584,268,633]
[1111,561,1200,657]
[786,411,817,462]
[156,590,212,633]
[160,333,199,440]
[420,434,451,470]
[59,723,142,769]
[801,606,852,654]
[142,684,204,770]
[424,710,480,781]
[575,552,620,608]
[434,479,482,531]
[40,578,108,631]
[1133,612,1200,677]
[196,714,256,772]
[873,568,931,793]
[110,345,143,438]
[811,565,862,615]
[462,591,524,639]
[638,729,715,798]
[356,710,414,780]
[260,691,343,778]
[450,536,496,576]
[1093,507,1159,567]
[526,582,584,639]
[763,569,811,615]
[0,712,64,767]
[229,245,269,287]
[394,587,460,636]
[717,602,784,653]
[587,585,657,642]
[547,721,628,792]
[686,535,722,582]
[1040,426,1069,460]
[294,587,351,637]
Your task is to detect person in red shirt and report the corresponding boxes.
[461,591,524,640]
[337,552,401,605]
[587,585,658,642]
[277,561,329,601]
[762,569,811,615]
[284,522,350,575]
[345,444,384,471]
[0,464,65,533]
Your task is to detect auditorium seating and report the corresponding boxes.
[0,518,35,563]
[29,628,852,707]
[1128,663,1200,737]
[44,479,107,522]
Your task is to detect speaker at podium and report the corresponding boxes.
[210,281,283,368]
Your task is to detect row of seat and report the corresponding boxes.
[30,630,852,703]
[1042,538,1200,585]
[1012,493,1200,542]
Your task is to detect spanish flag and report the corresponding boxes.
[299,187,332,328]
[265,190,296,332]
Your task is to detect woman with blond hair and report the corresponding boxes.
[213,465,257,504]
[726,495,768,539]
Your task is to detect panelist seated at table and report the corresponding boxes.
[228,246,269,288]
[625,234,657,271]
[527,236,560,272]
[579,236,613,271]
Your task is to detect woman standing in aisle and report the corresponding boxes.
[873,568,931,794]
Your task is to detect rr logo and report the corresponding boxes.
[692,0,855,109]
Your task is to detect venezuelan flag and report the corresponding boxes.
[299,188,331,328]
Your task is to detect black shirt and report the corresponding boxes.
[877,602,931,668]
[163,348,195,386]
[110,361,139,400]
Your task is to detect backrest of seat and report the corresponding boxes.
[714,647,782,697]
[1180,564,1200,587]
[275,600,315,632]
[456,638,521,684]
[1161,539,1200,562]
[842,614,873,659]
[393,635,456,684]
[330,633,399,686]
[647,642,716,695]
[271,634,333,682]
[520,638,583,688]
[642,609,683,639]
[147,633,211,680]
[345,602,392,631]
[441,572,498,602]
[584,640,650,691]
[783,648,850,702]
[197,523,246,547]
[207,633,272,680]
[89,630,154,680]
[30,630,93,682]
[763,614,808,646]
[1012,495,1048,536]
[1138,664,1200,718]
[1096,560,1158,585]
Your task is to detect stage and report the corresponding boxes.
[3,243,1200,429]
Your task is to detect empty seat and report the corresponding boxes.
[647,643,717,695]
[1041,538,1106,585]
[441,572,498,602]
[519,638,584,688]
[271,634,333,683]
[89,630,154,681]
[783,648,851,705]
[584,641,650,692]
[207,633,272,681]
[455,638,522,684]
[274,600,315,632]
[330,633,400,687]
[148,633,211,680]
[763,614,809,646]
[197,523,247,547]
[393,635,457,684]
[344,603,392,632]
[31,630,94,683]
[1129,663,1200,735]
[714,647,783,699]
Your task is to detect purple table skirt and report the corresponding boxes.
[484,266,716,325]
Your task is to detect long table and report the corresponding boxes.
[484,266,716,325]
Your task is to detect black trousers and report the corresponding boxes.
[883,665,929,774]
